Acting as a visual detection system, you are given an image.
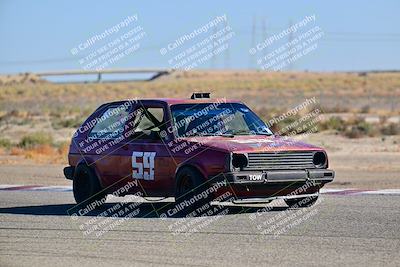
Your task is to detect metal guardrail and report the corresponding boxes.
[35,68,173,82]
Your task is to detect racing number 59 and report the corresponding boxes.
[132,151,156,180]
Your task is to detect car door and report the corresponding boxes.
[119,101,176,197]
[84,103,132,189]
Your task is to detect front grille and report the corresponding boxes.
[243,151,316,170]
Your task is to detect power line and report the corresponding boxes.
[210,25,217,68]
[1,30,399,66]
[224,19,230,69]
[287,20,294,71]
[249,15,256,69]
[237,26,400,37]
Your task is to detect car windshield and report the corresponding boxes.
[171,103,273,137]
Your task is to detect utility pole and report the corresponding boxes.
[261,17,268,72]
[224,19,230,69]
[211,25,217,69]
[249,15,256,69]
[287,20,294,71]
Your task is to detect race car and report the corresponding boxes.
[64,93,334,212]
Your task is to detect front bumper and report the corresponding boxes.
[63,166,75,180]
[208,169,334,201]
[211,169,335,185]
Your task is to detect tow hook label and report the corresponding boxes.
[248,174,263,181]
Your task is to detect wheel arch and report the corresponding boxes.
[174,163,207,191]
[75,159,104,188]
[175,162,207,178]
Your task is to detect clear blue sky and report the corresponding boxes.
[0,0,399,74]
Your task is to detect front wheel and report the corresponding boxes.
[73,164,107,208]
[284,194,319,208]
[175,167,212,215]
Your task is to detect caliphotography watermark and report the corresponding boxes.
[160,14,235,70]
[68,180,143,238]
[248,180,323,238]
[158,175,236,237]
[70,14,146,71]
[249,14,324,71]
[256,96,324,153]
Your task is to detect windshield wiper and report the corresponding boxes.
[229,129,273,136]
[200,133,234,137]
[229,130,252,135]
[257,131,274,136]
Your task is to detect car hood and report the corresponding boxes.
[183,135,323,153]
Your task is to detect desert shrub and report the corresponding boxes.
[10,147,24,155]
[360,105,370,113]
[379,116,388,124]
[25,144,54,156]
[22,144,67,164]
[0,138,12,149]
[344,126,363,138]
[320,116,345,131]
[2,110,31,125]
[381,123,400,136]
[344,120,378,138]
[13,118,30,126]
[19,132,53,148]
[272,115,302,135]
[8,109,29,118]
[51,117,82,129]
[308,102,323,114]
[323,105,350,113]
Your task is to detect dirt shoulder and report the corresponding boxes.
[302,133,400,189]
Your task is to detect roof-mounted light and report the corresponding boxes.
[190,92,210,99]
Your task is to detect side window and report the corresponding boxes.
[131,107,165,139]
[90,106,130,139]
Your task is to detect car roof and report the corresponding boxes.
[106,98,242,106]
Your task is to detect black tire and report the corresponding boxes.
[73,164,107,207]
[174,167,212,216]
[285,194,319,208]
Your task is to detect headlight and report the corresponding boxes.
[313,151,327,168]
[232,153,248,169]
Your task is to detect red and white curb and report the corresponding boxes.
[0,185,71,192]
[320,188,400,195]
[1,185,400,195]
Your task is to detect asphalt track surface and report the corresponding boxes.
[0,191,399,267]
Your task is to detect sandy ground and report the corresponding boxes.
[0,133,399,189]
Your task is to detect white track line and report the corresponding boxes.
[1,185,400,195]
[320,188,400,195]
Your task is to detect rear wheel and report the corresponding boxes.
[175,167,212,216]
[73,164,107,207]
[284,194,319,208]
